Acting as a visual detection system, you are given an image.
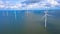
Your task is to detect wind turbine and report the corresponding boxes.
[14,11,17,20]
[40,11,48,29]
[2,11,5,16]
[6,11,8,16]
[2,10,8,16]
[26,9,28,16]
[44,10,48,29]
[26,5,29,16]
[40,7,52,29]
[40,9,53,29]
[26,4,33,16]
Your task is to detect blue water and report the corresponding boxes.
[0,10,60,34]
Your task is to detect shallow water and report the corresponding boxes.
[0,10,60,34]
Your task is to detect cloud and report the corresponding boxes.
[46,0,60,7]
[22,0,44,4]
[0,0,60,10]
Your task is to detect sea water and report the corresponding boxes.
[0,10,60,34]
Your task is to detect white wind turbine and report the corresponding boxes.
[40,10,50,29]
[26,4,33,16]
[6,11,8,16]
[26,5,29,16]
[2,11,8,16]
[40,7,53,29]
[2,11,4,16]
[40,0,59,29]
[14,11,17,20]
[44,10,48,29]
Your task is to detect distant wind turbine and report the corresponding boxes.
[26,9,28,16]
[14,11,17,20]
[2,11,5,16]
[26,5,29,16]
[26,4,33,16]
[6,11,8,16]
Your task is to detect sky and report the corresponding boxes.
[0,0,60,10]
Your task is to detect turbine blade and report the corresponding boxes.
[14,11,17,20]
[47,14,53,16]
[40,15,45,21]
[45,14,47,29]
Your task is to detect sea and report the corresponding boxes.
[0,10,60,34]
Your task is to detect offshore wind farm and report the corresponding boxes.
[0,10,60,34]
[0,0,60,34]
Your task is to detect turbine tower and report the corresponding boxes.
[26,6,29,16]
[6,11,8,16]
[2,11,5,16]
[14,11,17,20]
[44,11,48,29]
[43,7,49,29]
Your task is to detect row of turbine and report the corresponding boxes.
[0,10,55,29]
[0,11,19,20]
